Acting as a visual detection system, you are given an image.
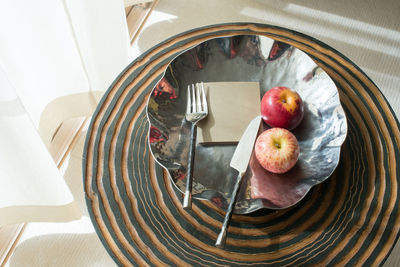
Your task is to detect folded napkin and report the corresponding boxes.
[197,81,261,144]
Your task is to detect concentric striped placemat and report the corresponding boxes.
[83,23,400,266]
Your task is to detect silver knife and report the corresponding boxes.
[215,115,261,248]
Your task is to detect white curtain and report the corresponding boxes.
[0,0,130,225]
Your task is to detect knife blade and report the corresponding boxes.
[215,115,261,248]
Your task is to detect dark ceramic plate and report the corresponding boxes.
[83,23,400,266]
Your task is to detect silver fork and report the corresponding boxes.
[183,82,208,209]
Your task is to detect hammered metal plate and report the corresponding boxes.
[146,34,348,213]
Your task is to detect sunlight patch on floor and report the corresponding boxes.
[18,216,95,244]
[240,5,400,58]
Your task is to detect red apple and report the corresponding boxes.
[254,128,300,174]
[261,86,304,130]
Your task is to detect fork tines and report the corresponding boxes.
[187,82,207,115]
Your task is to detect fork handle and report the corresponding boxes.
[183,123,197,209]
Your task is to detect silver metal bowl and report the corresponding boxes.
[146,35,347,214]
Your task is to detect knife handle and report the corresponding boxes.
[215,171,244,248]
[183,123,197,210]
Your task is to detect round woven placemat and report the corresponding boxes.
[83,23,400,266]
